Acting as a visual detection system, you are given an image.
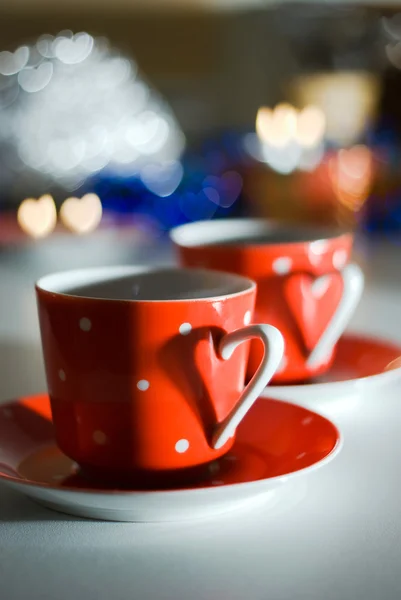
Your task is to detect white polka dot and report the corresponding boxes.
[79,317,92,332]
[93,430,107,445]
[302,416,313,426]
[272,257,292,275]
[179,322,192,336]
[137,379,150,391]
[243,310,251,325]
[311,275,331,298]
[332,249,347,270]
[175,438,189,453]
[58,369,66,381]
[310,240,329,255]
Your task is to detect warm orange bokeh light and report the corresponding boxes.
[256,103,326,150]
[329,145,373,212]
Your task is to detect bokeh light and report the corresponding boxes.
[329,145,373,213]
[59,193,103,234]
[295,106,326,148]
[247,103,326,174]
[17,194,57,238]
[0,31,185,188]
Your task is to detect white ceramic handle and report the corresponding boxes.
[212,324,284,450]
[307,263,364,369]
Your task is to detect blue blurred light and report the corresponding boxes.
[72,131,246,231]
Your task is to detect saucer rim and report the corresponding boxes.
[0,395,342,498]
[268,331,401,396]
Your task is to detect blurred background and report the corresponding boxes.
[1,0,401,394]
[1,2,401,294]
[2,1,401,243]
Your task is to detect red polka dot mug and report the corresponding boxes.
[170,219,364,383]
[36,266,284,478]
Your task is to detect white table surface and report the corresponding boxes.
[1,232,401,600]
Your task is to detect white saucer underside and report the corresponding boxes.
[4,478,282,522]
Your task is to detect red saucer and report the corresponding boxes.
[270,333,401,387]
[266,333,401,405]
[311,333,401,383]
[0,394,340,521]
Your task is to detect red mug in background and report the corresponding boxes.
[170,219,364,383]
[36,266,284,479]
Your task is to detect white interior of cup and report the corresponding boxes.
[36,266,255,302]
[170,218,346,248]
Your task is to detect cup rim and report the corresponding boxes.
[35,266,257,304]
[170,218,352,251]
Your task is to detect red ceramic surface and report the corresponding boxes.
[171,220,361,383]
[35,267,282,477]
[0,394,340,492]
[284,273,343,353]
[308,333,401,383]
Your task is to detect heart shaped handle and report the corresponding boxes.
[306,263,364,368]
[212,324,284,450]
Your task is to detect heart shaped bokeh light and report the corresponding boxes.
[0,31,185,188]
